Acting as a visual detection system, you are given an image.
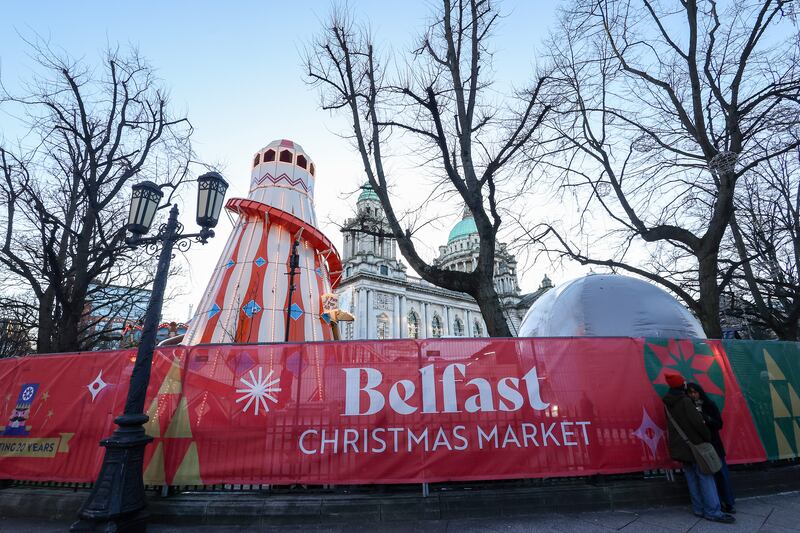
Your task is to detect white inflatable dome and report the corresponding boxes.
[518,274,706,338]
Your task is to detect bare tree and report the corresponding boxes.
[0,294,35,358]
[533,0,800,337]
[727,144,800,340]
[305,0,549,336]
[0,43,193,353]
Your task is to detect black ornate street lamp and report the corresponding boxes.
[71,172,228,532]
[285,236,301,342]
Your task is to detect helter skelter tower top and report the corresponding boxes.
[182,139,342,345]
[249,139,317,225]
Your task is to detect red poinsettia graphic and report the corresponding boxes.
[644,338,726,409]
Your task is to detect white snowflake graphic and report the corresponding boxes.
[21,386,35,401]
[235,367,281,416]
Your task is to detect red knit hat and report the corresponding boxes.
[665,373,685,389]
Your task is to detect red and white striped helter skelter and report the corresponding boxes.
[183,139,342,344]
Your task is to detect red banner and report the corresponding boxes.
[0,338,770,484]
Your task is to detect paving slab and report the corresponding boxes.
[444,516,536,533]
[575,510,639,530]
[537,516,603,533]
[757,526,800,533]
[151,526,262,533]
[735,498,777,518]
[635,507,703,531]
[763,507,800,531]
[507,517,576,533]
[760,492,800,511]
[619,520,677,532]
[687,511,766,533]
[0,518,67,533]
[347,521,448,533]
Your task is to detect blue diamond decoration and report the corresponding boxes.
[289,303,304,321]
[242,300,262,318]
[255,257,266,267]
[321,312,331,324]
[225,259,235,269]
[207,303,221,319]
[226,350,256,376]
[315,267,322,277]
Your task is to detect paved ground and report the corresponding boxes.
[1,491,798,532]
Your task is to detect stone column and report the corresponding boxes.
[353,288,359,338]
[393,294,400,338]
[353,288,360,338]
[366,289,373,339]
[423,302,429,338]
[358,288,368,339]
[399,295,407,338]
[466,310,472,337]
[444,306,451,336]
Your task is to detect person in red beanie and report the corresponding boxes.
[663,373,735,524]
[665,373,686,389]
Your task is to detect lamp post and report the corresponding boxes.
[71,172,228,532]
[284,236,301,342]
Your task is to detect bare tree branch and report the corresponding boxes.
[0,42,194,352]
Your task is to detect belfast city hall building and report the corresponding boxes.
[335,184,553,340]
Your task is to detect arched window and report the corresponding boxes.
[473,320,483,337]
[377,313,390,339]
[265,149,276,162]
[408,310,420,339]
[431,314,443,338]
[453,317,464,337]
[253,153,261,166]
[296,154,308,169]
[279,149,293,163]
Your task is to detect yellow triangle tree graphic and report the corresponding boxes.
[789,385,800,417]
[172,442,203,485]
[775,421,795,459]
[794,420,800,453]
[144,397,161,438]
[764,350,787,381]
[158,357,183,395]
[143,442,165,485]
[164,397,193,438]
[770,384,791,418]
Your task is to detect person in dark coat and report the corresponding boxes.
[687,382,736,513]
[662,373,735,523]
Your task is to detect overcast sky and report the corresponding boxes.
[1,1,589,320]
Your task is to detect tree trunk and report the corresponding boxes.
[473,275,512,337]
[55,207,97,352]
[56,302,84,353]
[698,252,722,338]
[36,289,55,354]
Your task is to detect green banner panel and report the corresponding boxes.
[724,340,800,460]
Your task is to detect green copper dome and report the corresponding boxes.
[448,215,478,243]
[358,183,380,202]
